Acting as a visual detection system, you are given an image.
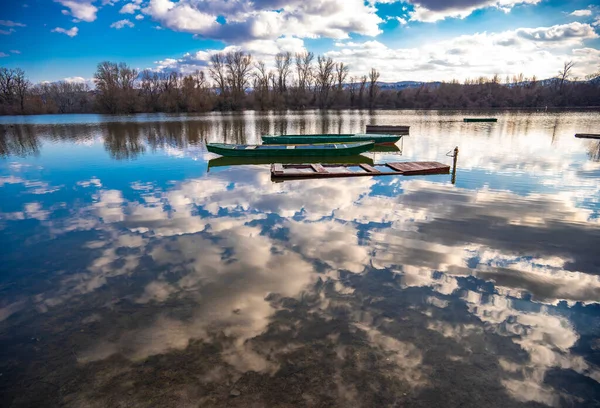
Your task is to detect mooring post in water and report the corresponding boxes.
[451,146,459,185]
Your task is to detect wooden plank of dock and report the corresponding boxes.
[310,164,328,173]
[575,133,600,139]
[366,125,410,134]
[359,163,380,173]
[386,161,450,175]
[271,161,450,180]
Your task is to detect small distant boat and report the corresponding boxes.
[463,118,497,122]
[366,125,410,134]
[206,141,375,157]
[261,133,401,145]
[575,133,600,139]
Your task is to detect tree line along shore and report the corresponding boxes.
[1,52,599,115]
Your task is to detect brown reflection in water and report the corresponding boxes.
[0,125,41,158]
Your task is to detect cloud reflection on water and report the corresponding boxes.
[1,111,600,407]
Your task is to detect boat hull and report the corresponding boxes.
[206,141,375,157]
[261,134,401,145]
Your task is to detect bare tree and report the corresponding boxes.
[224,51,253,108]
[368,68,380,108]
[557,60,574,92]
[94,61,120,113]
[358,75,367,108]
[295,51,314,93]
[13,69,30,113]
[140,70,161,111]
[40,81,89,113]
[209,53,227,96]
[94,61,138,113]
[275,51,292,94]
[0,67,17,107]
[315,56,335,108]
[253,60,271,110]
[335,62,349,90]
[348,76,357,107]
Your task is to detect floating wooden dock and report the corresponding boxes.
[463,118,497,122]
[366,125,410,134]
[271,161,450,180]
[575,133,600,139]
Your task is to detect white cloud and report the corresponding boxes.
[55,0,98,22]
[10,50,20,54]
[77,177,102,187]
[326,22,599,81]
[0,20,26,27]
[142,0,383,42]
[0,28,15,35]
[0,52,8,58]
[110,19,135,29]
[515,22,598,43]
[51,26,79,37]
[120,2,141,13]
[570,9,592,17]
[63,76,87,83]
[153,36,306,73]
[135,14,144,20]
[405,0,541,22]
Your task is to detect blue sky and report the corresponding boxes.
[1,0,599,83]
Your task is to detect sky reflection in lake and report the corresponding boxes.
[1,110,599,407]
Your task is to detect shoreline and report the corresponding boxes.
[1,106,599,121]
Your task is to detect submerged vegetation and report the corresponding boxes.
[1,54,599,115]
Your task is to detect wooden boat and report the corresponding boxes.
[366,125,410,134]
[463,118,497,122]
[207,155,374,170]
[575,133,600,139]
[272,161,450,180]
[206,141,375,157]
[261,133,401,145]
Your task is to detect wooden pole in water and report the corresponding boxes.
[451,146,459,185]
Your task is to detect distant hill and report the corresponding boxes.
[344,77,600,90]
[378,81,441,90]
[343,81,441,90]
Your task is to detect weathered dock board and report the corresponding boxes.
[271,161,450,180]
[366,125,410,134]
[575,133,600,139]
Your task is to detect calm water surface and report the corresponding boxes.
[1,110,600,407]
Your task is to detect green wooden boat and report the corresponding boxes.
[262,133,401,145]
[463,118,497,122]
[206,141,375,157]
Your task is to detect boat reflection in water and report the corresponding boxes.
[207,154,376,171]
[206,143,402,171]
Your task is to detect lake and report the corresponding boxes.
[1,110,600,407]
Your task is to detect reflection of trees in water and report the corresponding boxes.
[0,125,41,157]
[104,123,147,160]
[1,110,596,160]
[588,141,600,162]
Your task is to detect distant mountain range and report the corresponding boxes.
[377,81,441,90]
[357,76,600,90]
